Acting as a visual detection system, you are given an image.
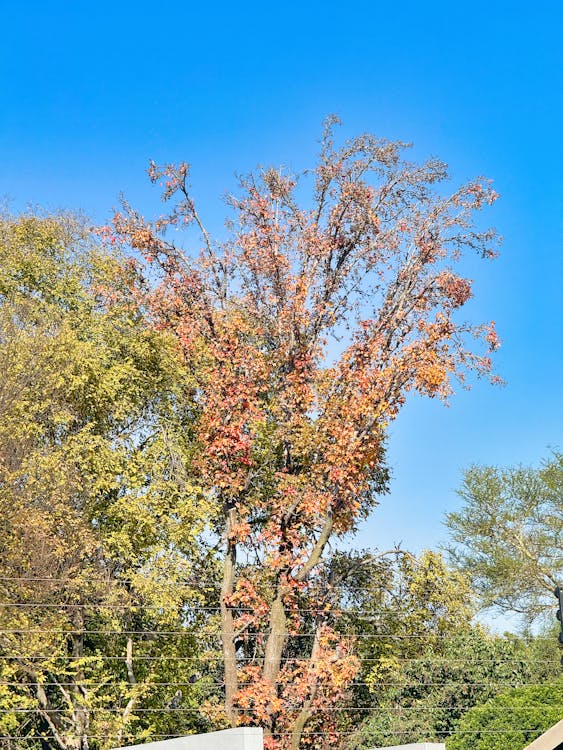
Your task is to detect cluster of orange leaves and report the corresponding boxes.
[107,128,500,747]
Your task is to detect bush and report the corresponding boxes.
[447,680,563,750]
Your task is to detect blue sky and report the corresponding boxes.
[1,0,561,554]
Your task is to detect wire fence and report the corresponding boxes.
[0,576,561,748]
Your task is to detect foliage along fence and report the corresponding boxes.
[1,575,561,750]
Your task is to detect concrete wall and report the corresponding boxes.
[111,732,447,750]
[523,719,563,750]
[111,727,263,750]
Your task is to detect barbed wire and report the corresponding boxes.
[0,580,221,593]
[0,729,556,739]
[1,576,542,620]
[0,579,559,746]
[0,603,465,616]
[0,577,214,585]
[0,603,221,610]
[0,681,552,688]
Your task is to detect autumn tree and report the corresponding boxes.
[446,452,563,623]
[110,118,501,749]
[0,213,217,749]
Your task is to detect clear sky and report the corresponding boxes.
[1,0,561,554]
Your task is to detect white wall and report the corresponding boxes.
[111,727,263,750]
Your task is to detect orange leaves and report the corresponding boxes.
[485,321,501,352]
[107,122,501,745]
[225,580,269,621]
[436,271,473,308]
[235,668,285,724]
[277,627,360,745]
[130,227,154,252]
[415,359,448,395]
[229,519,252,543]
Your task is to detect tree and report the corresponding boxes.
[323,550,561,748]
[348,626,562,748]
[0,213,217,749]
[447,680,563,750]
[322,549,474,744]
[445,453,563,622]
[110,117,501,749]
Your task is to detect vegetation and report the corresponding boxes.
[109,118,501,748]
[0,213,217,748]
[447,680,563,750]
[348,625,561,748]
[1,128,559,750]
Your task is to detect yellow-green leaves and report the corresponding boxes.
[0,212,216,749]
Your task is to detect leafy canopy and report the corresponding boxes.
[110,118,501,749]
[446,452,563,622]
[0,213,216,749]
[447,680,563,750]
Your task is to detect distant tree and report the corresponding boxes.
[445,453,563,622]
[0,213,216,749]
[447,680,563,750]
[110,117,501,749]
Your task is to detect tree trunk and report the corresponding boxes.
[261,588,288,742]
[70,608,89,749]
[221,504,238,725]
[290,623,322,750]
[262,592,288,686]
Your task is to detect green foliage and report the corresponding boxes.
[348,627,561,749]
[446,453,563,621]
[447,680,563,750]
[327,550,471,745]
[334,549,562,749]
[0,213,218,749]
[0,211,558,750]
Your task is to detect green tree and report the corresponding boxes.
[320,549,561,749]
[445,453,563,622]
[447,680,563,750]
[348,627,561,749]
[0,213,217,749]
